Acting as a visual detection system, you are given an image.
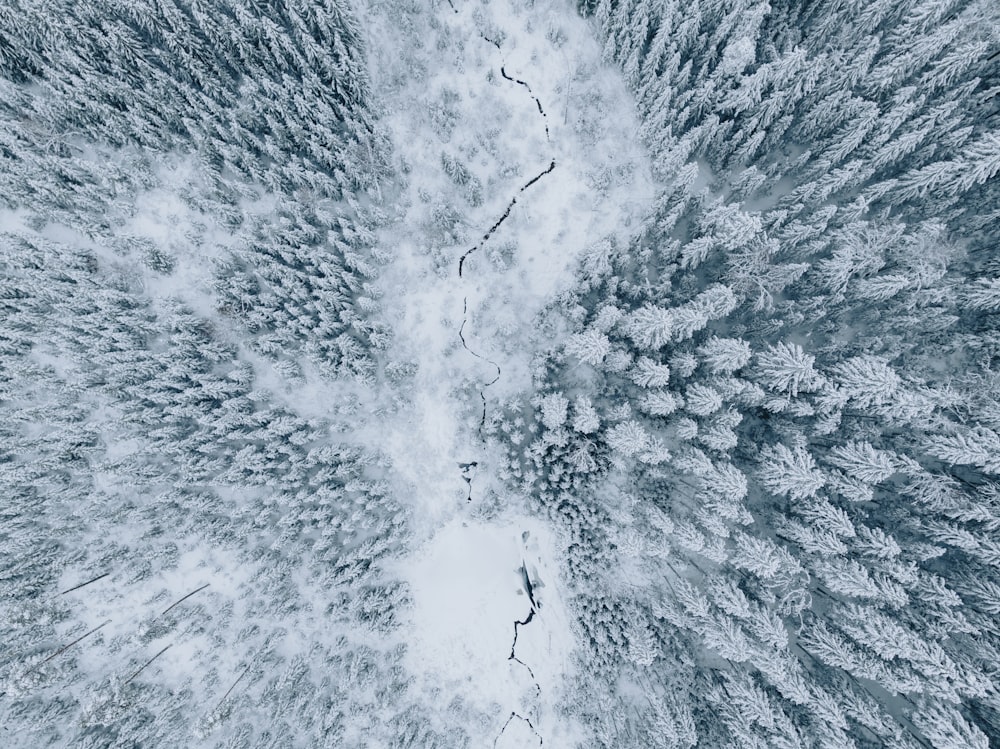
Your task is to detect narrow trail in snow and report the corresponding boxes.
[457,460,479,502]
[445,5,551,743]
[453,5,557,509]
[494,712,544,748]
[509,611,541,694]
[453,12,557,452]
[458,296,501,426]
[508,560,543,701]
[457,159,556,279]
[457,32,554,279]
[499,64,551,140]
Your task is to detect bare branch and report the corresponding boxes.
[124,645,171,685]
[213,663,253,713]
[25,620,110,674]
[60,572,109,595]
[158,584,210,618]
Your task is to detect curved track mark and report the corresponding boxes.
[458,160,556,277]
[494,711,544,747]
[446,14,552,740]
[458,296,502,439]
[500,66,550,140]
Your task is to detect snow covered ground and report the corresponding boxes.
[401,517,578,745]
[364,0,654,524]
[362,0,655,743]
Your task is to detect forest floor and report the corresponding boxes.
[361,0,655,743]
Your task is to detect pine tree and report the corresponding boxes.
[755,342,822,398]
[758,443,825,500]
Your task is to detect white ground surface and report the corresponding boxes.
[364,0,654,529]
[402,517,576,744]
[363,0,655,744]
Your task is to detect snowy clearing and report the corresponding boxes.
[401,517,578,746]
[361,0,654,743]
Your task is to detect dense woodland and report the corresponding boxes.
[1,0,999,747]
[495,0,1000,747]
[0,1,427,746]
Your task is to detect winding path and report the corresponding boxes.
[447,4,554,744]
[457,160,557,278]
[454,13,558,460]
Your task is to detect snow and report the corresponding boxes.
[121,160,234,318]
[2,0,994,745]
[359,0,655,743]
[54,543,254,701]
[400,516,577,745]
[366,0,655,404]
[495,715,544,748]
[362,0,655,519]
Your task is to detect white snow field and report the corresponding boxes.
[402,518,575,744]
[361,0,654,744]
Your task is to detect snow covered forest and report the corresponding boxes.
[1,0,999,746]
